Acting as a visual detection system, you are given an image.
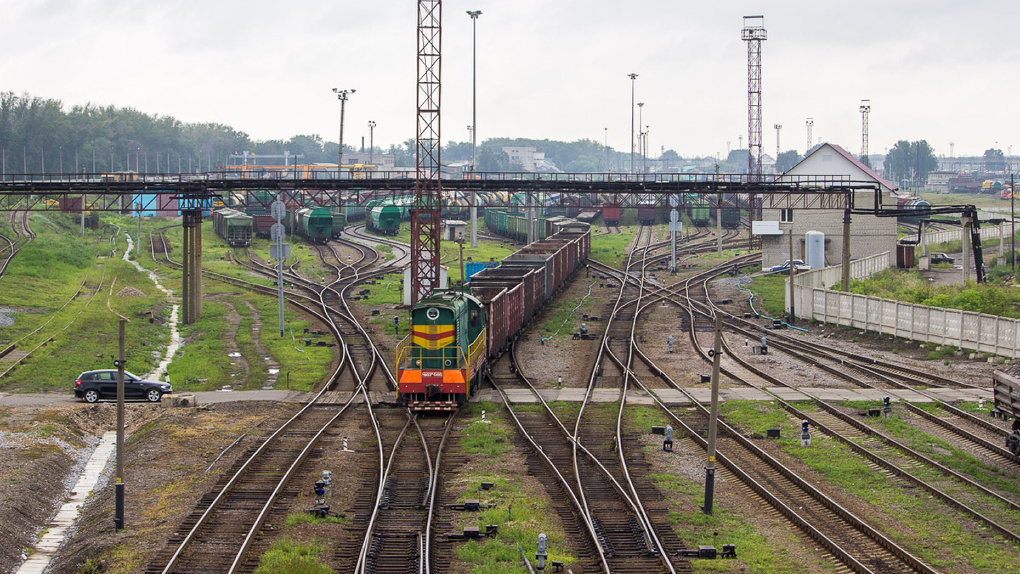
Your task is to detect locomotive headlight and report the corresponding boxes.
[426,307,440,321]
[445,360,452,367]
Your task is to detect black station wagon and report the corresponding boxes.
[74,370,172,403]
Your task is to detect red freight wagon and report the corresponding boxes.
[252,214,275,238]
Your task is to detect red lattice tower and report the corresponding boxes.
[412,0,442,305]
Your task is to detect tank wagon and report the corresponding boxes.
[896,196,932,224]
[397,223,591,410]
[211,208,254,247]
[285,207,333,244]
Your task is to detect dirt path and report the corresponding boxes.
[242,300,279,388]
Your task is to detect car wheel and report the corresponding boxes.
[83,389,99,403]
[146,389,163,403]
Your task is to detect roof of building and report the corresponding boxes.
[790,143,898,193]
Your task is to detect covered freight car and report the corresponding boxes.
[286,207,332,243]
[368,205,402,235]
[212,207,254,247]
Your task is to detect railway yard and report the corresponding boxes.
[1,208,1018,574]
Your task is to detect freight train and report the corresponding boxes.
[285,207,333,244]
[602,203,621,227]
[993,371,1020,457]
[396,222,591,410]
[211,207,254,247]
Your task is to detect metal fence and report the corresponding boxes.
[790,248,1020,358]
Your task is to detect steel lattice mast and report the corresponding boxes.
[742,15,766,181]
[860,100,871,162]
[412,0,442,305]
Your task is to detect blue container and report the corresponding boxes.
[465,261,499,282]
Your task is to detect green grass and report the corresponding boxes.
[450,403,578,572]
[625,406,829,574]
[252,539,332,574]
[283,512,347,526]
[589,226,635,266]
[743,402,1020,570]
[844,268,1020,318]
[745,275,787,318]
[536,280,600,338]
[0,213,173,391]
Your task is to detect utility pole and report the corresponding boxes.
[774,123,782,172]
[703,313,723,515]
[467,9,482,248]
[637,102,644,174]
[628,73,638,175]
[367,120,376,165]
[114,319,126,530]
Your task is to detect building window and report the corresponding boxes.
[780,209,794,223]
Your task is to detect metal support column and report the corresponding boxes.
[181,210,203,324]
[181,215,190,324]
[841,209,851,291]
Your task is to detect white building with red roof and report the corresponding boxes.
[757,143,899,270]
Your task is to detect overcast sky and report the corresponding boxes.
[3,0,1017,160]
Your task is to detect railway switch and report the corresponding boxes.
[536,533,548,571]
[663,425,674,452]
[800,420,811,447]
[883,396,892,417]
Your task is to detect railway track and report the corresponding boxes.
[605,246,1020,569]
[0,221,115,373]
[608,259,942,572]
[0,210,33,281]
[146,226,401,573]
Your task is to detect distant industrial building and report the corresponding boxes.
[757,143,899,270]
[342,153,395,170]
[501,146,562,173]
[926,171,956,193]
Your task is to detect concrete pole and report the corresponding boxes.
[195,216,203,319]
[115,318,126,530]
[841,209,852,291]
[962,218,972,283]
[703,313,723,515]
[716,193,723,256]
[789,228,796,322]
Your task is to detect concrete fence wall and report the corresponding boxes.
[923,223,1007,248]
[789,249,1020,358]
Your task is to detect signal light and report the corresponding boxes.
[314,481,326,496]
